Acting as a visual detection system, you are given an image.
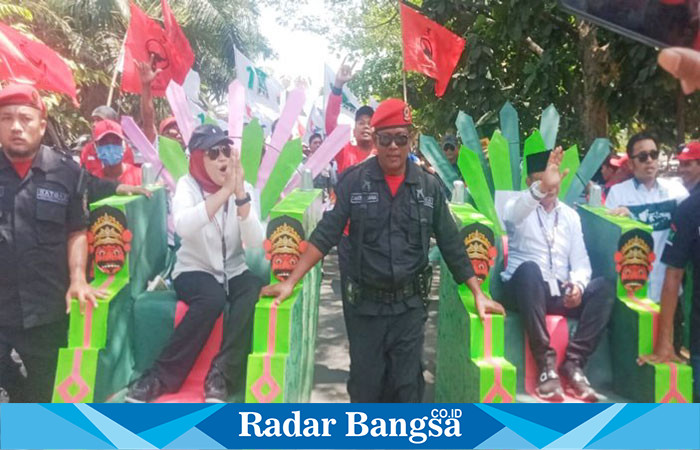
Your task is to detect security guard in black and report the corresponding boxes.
[0,84,96,403]
[261,98,505,403]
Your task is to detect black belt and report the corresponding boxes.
[355,281,420,303]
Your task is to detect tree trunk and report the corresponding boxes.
[579,22,609,147]
[676,87,686,146]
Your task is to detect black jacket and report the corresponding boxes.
[0,146,88,328]
[310,157,475,291]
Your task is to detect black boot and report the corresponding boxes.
[125,373,165,403]
[204,367,228,403]
[560,359,598,403]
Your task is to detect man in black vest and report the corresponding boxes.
[262,98,504,402]
[0,84,105,402]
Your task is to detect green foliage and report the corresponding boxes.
[312,0,700,152]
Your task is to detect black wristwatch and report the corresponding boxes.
[331,85,343,96]
[235,192,251,207]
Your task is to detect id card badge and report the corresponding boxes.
[547,277,561,297]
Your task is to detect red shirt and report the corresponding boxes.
[80,141,135,176]
[385,174,404,196]
[95,163,142,186]
[11,160,33,179]
[325,92,375,174]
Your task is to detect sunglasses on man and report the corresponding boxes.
[377,133,410,147]
[630,150,659,163]
[206,144,232,160]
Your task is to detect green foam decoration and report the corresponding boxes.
[456,111,493,192]
[565,138,611,205]
[457,148,501,233]
[539,103,560,150]
[488,130,513,192]
[259,138,304,219]
[241,119,264,186]
[579,206,692,402]
[53,190,168,403]
[158,136,189,180]
[499,101,521,190]
[419,135,460,189]
[558,145,580,200]
[520,130,547,190]
[246,188,323,403]
[435,203,515,402]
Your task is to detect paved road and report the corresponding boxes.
[310,249,440,402]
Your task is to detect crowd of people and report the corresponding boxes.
[0,41,699,405]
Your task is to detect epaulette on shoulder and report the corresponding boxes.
[337,161,365,183]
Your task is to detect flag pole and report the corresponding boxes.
[398,0,408,103]
[107,31,128,107]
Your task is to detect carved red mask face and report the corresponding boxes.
[620,263,649,294]
[271,253,299,281]
[94,244,125,275]
[472,258,490,284]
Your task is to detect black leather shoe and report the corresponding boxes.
[125,374,165,403]
[536,368,565,402]
[204,368,228,403]
[560,360,598,403]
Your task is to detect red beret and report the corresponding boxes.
[370,98,412,130]
[0,83,46,116]
[678,142,700,161]
[609,153,628,168]
[92,119,125,141]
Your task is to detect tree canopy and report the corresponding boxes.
[313,0,699,152]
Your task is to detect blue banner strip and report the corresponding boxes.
[1,403,699,449]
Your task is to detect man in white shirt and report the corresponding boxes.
[501,147,615,402]
[606,133,689,302]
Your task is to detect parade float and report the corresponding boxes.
[51,78,349,403]
[429,102,693,403]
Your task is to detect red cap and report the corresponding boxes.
[678,142,700,161]
[370,98,412,130]
[92,119,124,142]
[159,116,178,135]
[0,83,46,116]
[609,153,629,168]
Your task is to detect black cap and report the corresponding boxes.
[355,105,374,122]
[526,150,551,175]
[442,134,457,150]
[188,124,232,151]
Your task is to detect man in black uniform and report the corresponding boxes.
[639,182,700,403]
[262,98,504,402]
[0,84,105,402]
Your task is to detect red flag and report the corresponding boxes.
[161,0,194,82]
[121,1,193,97]
[400,2,466,97]
[0,22,78,104]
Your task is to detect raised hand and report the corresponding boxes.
[137,54,162,86]
[540,146,570,194]
[334,56,357,89]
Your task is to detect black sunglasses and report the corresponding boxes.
[206,144,232,160]
[377,133,410,147]
[631,150,659,163]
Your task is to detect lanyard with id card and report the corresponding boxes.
[536,208,560,297]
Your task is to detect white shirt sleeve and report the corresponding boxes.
[237,182,265,249]
[172,177,210,239]
[605,184,621,209]
[568,211,592,289]
[503,184,541,227]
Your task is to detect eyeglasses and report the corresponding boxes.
[443,145,456,152]
[377,133,410,147]
[206,144,232,160]
[630,150,659,163]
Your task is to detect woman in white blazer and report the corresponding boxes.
[127,124,264,403]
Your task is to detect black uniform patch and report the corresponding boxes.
[350,192,379,204]
[36,187,69,205]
